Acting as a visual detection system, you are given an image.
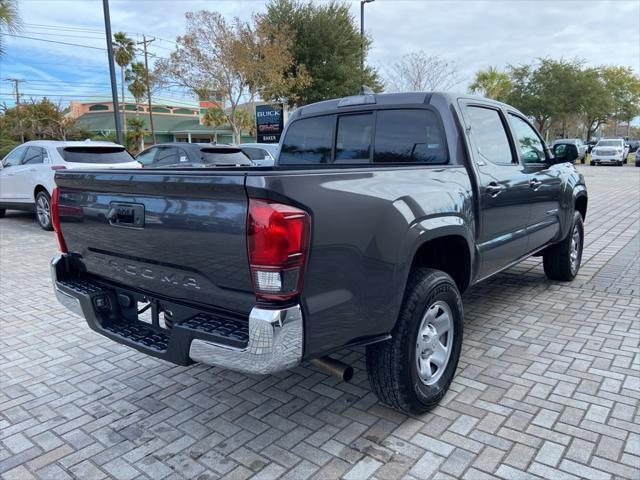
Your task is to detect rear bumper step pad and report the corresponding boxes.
[51,254,303,374]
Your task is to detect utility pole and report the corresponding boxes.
[139,35,157,144]
[7,78,25,143]
[102,0,123,144]
[360,0,375,87]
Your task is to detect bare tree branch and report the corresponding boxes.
[385,51,461,93]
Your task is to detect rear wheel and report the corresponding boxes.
[366,268,463,414]
[35,191,53,231]
[543,211,583,281]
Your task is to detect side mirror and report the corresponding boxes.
[552,144,578,164]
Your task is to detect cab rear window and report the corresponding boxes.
[58,147,134,164]
[279,109,448,166]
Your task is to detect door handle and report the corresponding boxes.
[485,183,505,197]
[530,178,542,190]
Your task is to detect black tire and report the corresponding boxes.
[590,161,595,166]
[35,191,53,231]
[366,268,463,414]
[543,211,584,281]
[0,209,5,218]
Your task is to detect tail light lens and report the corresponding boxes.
[51,165,67,171]
[247,199,311,301]
[51,188,67,253]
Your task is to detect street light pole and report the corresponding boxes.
[360,0,374,86]
[102,0,122,144]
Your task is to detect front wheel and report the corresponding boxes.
[35,191,53,231]
[543,211,584,281]
[366,269,463,414]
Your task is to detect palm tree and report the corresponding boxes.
[125,62,148,112]
[0,0,22,56]
[126,117,148,153]
[112,32,135,136]
[469,66,512,101]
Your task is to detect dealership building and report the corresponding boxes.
[70,100,257,146]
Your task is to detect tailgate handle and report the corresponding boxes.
[108,202,145,228]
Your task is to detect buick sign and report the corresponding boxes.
[256,103,284,144]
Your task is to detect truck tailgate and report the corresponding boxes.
[55,170,255,314]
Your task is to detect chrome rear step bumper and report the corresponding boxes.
[51,254,303,374]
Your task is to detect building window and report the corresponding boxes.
[89,104,109,111]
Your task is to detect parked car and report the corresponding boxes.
[0,140,138,230]
[136,143,253,168]
[50,92,587,414]
[552,138,587,162]
[590,138,630,166]
[238,143,279,166]
[626,139,640,153]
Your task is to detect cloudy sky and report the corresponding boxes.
[2,0,639,108]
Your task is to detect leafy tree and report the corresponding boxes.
[233,109,256,138]
[600,66,640,136]
[126,117,148,153]
[264,0,382,106]
[468,66,512,101]
[579,67,613,141]
[202,106,227,129]
[113,32,136,135]
[385,51,459,92]
[0,98,89,141]
[156,10,306,143]
[505,58,584,138]
[0,0,21,56]
[125,61,148,109]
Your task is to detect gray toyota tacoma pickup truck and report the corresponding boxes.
[50,92,587,414]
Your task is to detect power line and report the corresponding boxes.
[22,22,177,46]
[5,34,107,51]
[20,30,106,40]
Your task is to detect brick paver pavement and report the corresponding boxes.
[1,164,638,480]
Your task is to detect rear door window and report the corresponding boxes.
[466,106,514,165]
[374,110,447,164]
[154,147,180,164]
[279,115,334,165]
[22,147,45,165]
[59,146,134,164]
[335,114,373,163]
[242,147,270,161]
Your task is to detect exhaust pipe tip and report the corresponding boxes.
[311,357,353,382]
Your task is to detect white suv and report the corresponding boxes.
[590,138,630,166]
[0,140,139,230]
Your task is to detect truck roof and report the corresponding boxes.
[291,91,513,120]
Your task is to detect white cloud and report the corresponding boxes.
[4,0,639,105]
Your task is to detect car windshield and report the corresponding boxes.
[199,148,253,165]
[59,146,134,163]
[596,140,622,147]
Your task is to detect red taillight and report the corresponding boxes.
[51,188,67,253]
[51,165,67,171]
[247,199,310,301]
